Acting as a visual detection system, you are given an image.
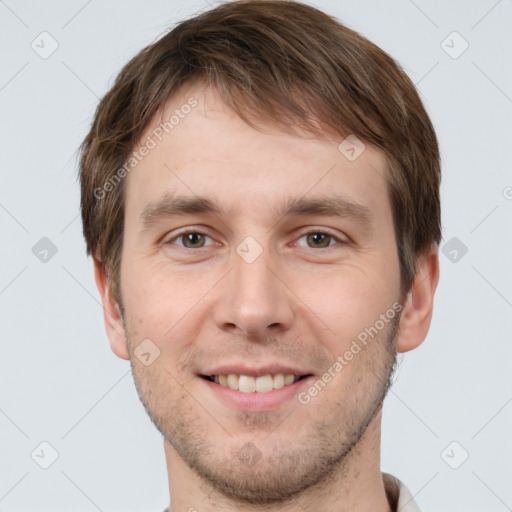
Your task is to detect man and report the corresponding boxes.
[79,1,440,510]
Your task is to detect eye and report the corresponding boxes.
[294,230,345,249]
[166,230,215,249]
[164,229,346,251]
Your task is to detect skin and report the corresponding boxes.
[94,81,439,512]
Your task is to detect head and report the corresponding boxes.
[80,0,440,505]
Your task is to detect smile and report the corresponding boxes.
[202,373,310,393]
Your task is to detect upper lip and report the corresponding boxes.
[200,364,312,378]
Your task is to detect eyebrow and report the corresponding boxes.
[140,193,373,230]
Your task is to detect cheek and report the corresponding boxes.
[298,260,399,335]
[120,256,182,331]
[119,258,204,370]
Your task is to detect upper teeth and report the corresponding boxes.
[213,373,299,393]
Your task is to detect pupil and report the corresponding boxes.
[309,233,329,248]
[186,233,203,247]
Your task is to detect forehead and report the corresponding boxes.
[124,82,391,225]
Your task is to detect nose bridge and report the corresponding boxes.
[235,245,274,303]
[214,237,294,336]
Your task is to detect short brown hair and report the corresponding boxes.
[79,0,441,306]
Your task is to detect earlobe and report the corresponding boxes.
[93,257,130,360]
[396,244,440,353]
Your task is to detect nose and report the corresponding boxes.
[213,246,295,339]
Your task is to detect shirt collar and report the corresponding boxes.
[383,472,421,512]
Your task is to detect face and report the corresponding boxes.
[115,82,405,504]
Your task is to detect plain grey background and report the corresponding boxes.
[1,0,511,510]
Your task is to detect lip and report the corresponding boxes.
[199,374,313,411]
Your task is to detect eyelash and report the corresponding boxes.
[165,229,346,251]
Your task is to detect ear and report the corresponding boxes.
[396,244,440,353]
[93,257,130,360]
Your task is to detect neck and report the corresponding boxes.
[163,409,393,512]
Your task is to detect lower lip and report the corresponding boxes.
[200,376,313,411]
